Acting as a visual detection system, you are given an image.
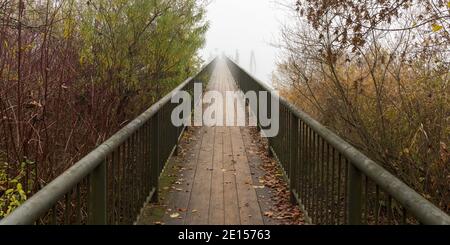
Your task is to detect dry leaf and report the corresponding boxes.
[170,213,180,218]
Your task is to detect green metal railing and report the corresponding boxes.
[0,59,217,225]
[225,57,450,225]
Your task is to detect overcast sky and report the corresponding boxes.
[200,0,290,84]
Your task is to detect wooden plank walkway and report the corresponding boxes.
[138,61,299,225]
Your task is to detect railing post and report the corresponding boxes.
[88,161,107,225]
[150,114,160,203]
[267,91,273,157]
[347,164,362,225]
[290,114,299,205]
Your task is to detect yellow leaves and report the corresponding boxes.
[448,1,450,8]
[63,18,75,39]
[1,165,29,218]
[431,23,443,32]
[16,183,23,191]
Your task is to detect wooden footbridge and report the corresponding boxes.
[1,57,449,225]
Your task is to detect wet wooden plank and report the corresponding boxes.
[208,127,225,225]
[185,127,215,225]
[163,127,204,225]
[223,127,241,225]
[231,127,264,225]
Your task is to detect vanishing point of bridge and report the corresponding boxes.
[1,57,449,225]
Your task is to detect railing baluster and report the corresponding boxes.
[347,163,362,225]
[290,114,299,205]
[151,115,160,203]
[331,148,336,225]
[64,191,71,224]
[88,160,107,225]
[76,183,81,225]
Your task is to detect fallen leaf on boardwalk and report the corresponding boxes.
[154,221,165,225]
[247,127,305,225]
[170,213,180,218]
[178,208,188,212]
[192,210,198,213]
[253,185,265,189]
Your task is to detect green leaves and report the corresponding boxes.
[78,0,207,94]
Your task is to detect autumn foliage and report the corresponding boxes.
[0,0,207,217]
[276,0,449,212]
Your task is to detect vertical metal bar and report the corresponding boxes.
[347,163,362,225]
[267,91,273,156]
[304,125,309,214]
[375,185,380,225]
[290,114,298,204]
[146,123,151,198]
[330,148,336,224]
[76,183,81,225]
[52,205,57,225]
[299,121,304,205]
[336,153,342,224]
[325,144,330,224]
[364,175,369,224]
[322,140,328,224]
[319,140,325,224]
[139,128,144,210]
[124,139,130,223]
[88,161,107,225]
[402,207,407,225]
[131,133,136,221]
[387,195,393,225]
[119,141,125,224]
[112,149,118,224]
[64,191,71,224]
[343,160,348,223]
[307,127,312,215]
[151,115,160,203]
[312,131,317,223]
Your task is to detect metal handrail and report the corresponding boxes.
[0,58,217,225]
[224,56,450,225]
